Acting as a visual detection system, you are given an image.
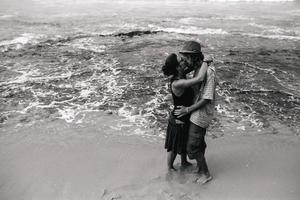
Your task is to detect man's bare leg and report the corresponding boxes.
[195,153,212,184]
[181,153,192,167]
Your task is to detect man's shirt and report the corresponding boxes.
[190,65,216,128]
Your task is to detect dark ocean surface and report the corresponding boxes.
[0,0,299,137]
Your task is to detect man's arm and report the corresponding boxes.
[174,67,216,117]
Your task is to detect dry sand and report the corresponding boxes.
[0,112,299,200]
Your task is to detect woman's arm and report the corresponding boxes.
[174,99,210,118]
[172,62,208,89]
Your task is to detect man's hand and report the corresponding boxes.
[204,55,213,63]
[174,106,189,118]
[204,55,213,66]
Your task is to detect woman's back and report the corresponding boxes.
[170,78,194,123]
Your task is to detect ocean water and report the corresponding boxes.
[0,0,299,136]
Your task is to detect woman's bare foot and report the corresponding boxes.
[168,166,177,171]
[181,161,192,168]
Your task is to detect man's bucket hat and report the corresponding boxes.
[179,41,202,54]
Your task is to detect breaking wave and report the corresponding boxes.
[248,22,300,35]
[241,32,300,41]
[207,0,294,2]
[149,25,228,35]
[0,33,45,52]
[178,16,254,24]
[0,14,14,19]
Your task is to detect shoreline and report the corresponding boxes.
[0,112,299,200]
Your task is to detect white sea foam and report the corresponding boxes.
[0,33,44,51]
[178,17,209,24]
[242,33,300,41]
[208,0,294,2]
[249,22,280,30]
[248,23,299,35]
[236,126,246,131]
[117,102,157,131]
[79,89,95,98]
[179,16,253,24]
[149,25,228,35]
[216,104,235,117]
[0,15,14,19]
[101,23,144,34]
[221,15,254,21]
[117,105,141,123]
[0,69,73,86]
[1,56,115,125]
[56,107,96,123]
[0,33,42,46]
[241,62,299,94]
[73,43,106,53]
[57,108,77,123]
[21,102,40,114]
[70,37,107,53]
[289,9,300,15]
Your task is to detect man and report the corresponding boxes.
[175,41,216,184]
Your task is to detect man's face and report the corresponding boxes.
[180,54,195,70]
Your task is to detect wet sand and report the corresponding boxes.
[0,112,299,200]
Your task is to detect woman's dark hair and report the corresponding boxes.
[162,53,179,76]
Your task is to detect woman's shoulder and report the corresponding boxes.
[171,76,180,82]
[171,77,185,96]
[170,77,180,86]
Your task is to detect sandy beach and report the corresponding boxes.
[0,112,299,200]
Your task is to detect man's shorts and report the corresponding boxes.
[187,122,207,159]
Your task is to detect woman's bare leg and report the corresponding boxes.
[167,151,177,171]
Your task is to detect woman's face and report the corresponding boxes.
[176,63,185,77]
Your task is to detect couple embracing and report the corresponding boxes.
[162,41,216,184]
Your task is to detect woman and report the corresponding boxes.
[162,53,208,171]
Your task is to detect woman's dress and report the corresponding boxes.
[164,78,194,154]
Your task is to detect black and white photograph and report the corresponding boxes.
[0,0,299,199]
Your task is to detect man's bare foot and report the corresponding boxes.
[193,169,204,174]
[194,174,213,184]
